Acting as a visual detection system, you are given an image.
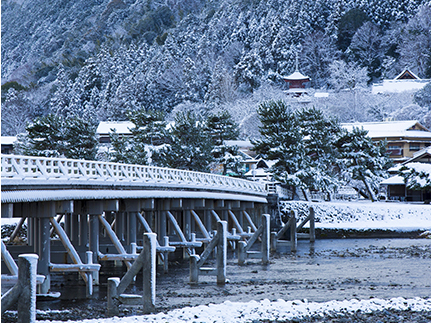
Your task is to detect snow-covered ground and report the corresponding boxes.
[35,297,431,323]
[281,200,431,231]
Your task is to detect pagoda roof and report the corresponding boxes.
[283,70,310,81]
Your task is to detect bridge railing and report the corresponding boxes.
[1,154,267,195]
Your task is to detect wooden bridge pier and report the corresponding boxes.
[2,197,264,297]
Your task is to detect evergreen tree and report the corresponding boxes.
[63,116,99,160]
[109,109,167,165]
[295,107,342,194]
[154,111,214,172]
[16,114,98,160]
[335,127,392,201]
[399,163,431,191]
[205,110,242,176]
[16,114,65,158]
[252,100,307,192]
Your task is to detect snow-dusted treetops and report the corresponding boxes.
[2,0,431,137]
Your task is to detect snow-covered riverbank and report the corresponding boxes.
[281,200,431,231]
[34,297,431,323]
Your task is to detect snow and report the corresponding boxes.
[281,200,431,231]
[1,136,17,145]
[372,79,429,94]
[37,297,431,323]
[342,120,431,139]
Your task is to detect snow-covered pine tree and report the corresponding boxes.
[295,106,342,195]
[15,114,99,160]
[252,100,307,193]
[335,126,392,201]
[399,163,431,191]
[109,109,167,165]
[205,110,242,176]
[154,111,214,172]
[63,116,98,160]
[15,114,65,158]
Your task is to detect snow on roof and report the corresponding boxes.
[380,175,405,185]
[314,92,329,98]
[1,136,17,145]
[96,121,133,135]
[341,121,431,139]
[395,69,420,80]
[224,140,252,148]
[372,79,428,94]
[283,70,310,80]
[412,146,431,158]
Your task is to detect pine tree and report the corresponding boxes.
[205,110,242,175]
[16,114,65,158]
[335,127,392,201]
[154,111,215,172]
[63,116,99,160]
[15,114,99,160]
[252,100,306,189]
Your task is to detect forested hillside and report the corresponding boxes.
[2,0,431,136]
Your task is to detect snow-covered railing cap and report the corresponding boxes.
[1,154,267,196]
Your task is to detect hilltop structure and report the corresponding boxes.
[282,53,310,97]
[372,69,429,94]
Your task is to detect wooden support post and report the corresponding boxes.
[1,254,39,322]
[270,232,277,252]
[216,221,227,285]
[79,214,88,247]
[107,277,120,316]
[86,251,94,297]
[290,210,297,252]
[309,207,315,243]
[98,215,132,269]
[242,210,258,232]
[1,240,18,275]
[262,214,270,264]
[238,241,246,265]
[142,233,156,314]
[18,254,38,323]
[163,236,169,273]
[38,217,51,295]
[89,214,100,285]
[127,212,138,253]
[184,209,191,241]
[189,255,199,284]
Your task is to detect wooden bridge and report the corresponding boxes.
[1,154,315,318]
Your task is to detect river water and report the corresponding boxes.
[2,237,431,321]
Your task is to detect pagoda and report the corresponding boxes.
[282,54,310,96]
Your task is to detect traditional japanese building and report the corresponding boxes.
[282,54,310,97]
[342,120,431,163]
[372,68,429,94]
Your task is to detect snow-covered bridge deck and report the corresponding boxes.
[1,154,268,203]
